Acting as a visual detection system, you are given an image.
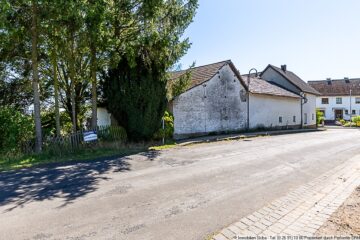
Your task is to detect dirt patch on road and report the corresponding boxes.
[316,186,360,235]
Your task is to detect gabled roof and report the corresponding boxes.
[243,75,300,98]
[261,65,320,95]
[308,78,360,96]
[169,60,247,92]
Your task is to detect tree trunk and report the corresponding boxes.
[31,0,42,153]
[90,42,97,129]
[52,46,61,137]
[69,32,77,133]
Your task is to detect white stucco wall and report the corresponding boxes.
[97,107,112,127]
[249,94,301,129]
[173,64,247,138]
[262,67,317,127]
[316,95,360,120]
[303,93,317,126]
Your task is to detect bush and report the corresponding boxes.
[339,119,346,125]
[352,116,360,127]
[316,109,325,125]
[153,111,174,140]
[97,126,127,142]
[0,107,34,156]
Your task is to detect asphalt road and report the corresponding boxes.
[1,128,360,240]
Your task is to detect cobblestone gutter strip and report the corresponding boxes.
[211,155,360,239]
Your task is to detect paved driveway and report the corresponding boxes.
[1,128,360,240]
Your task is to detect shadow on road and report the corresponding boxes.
[0,151,160,212]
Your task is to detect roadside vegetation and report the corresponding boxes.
[316,109,325,126]
[0,0,197,170]
[337,116,360,127]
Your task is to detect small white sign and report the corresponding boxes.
[83,131,98,142]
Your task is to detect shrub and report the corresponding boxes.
[352,116,360,127]
[97,126,127,142]
[0,107,34,156]
[339,119,346,125]
[153,111,174,140]
[316,109,325,125]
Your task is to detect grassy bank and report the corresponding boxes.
[0,141,177,172]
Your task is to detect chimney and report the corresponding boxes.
[327,78,332,85]
[281,65,287,72]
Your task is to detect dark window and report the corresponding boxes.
[279,116,282,123]
[345,110,349,114]
[321,98,329,104]
[293,116,296,122]
[352,110,356,115]
[312,114,314,120]
[356,97,360,104]
[304,113,308,124]
[336,97,342,104]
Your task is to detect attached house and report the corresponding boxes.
[170,61,317,139]
[260,64,320,127]
[308,78,360,121]
[245,75,302,129]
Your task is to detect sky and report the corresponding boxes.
[179,0,360,81]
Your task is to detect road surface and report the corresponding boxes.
[1,128,360,240]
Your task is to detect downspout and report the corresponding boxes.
[247,78,250,130]
[300,92,308,129]
[247,68,258,131]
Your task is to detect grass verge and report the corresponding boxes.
[0,140,177,172]
[0,146,146,172]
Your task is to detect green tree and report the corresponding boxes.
[1,0,44,152]
[167,62,194,99]
[104,54,167,140]
[84,0,108,129]
[103,0,198,140]
[30,0,43,152]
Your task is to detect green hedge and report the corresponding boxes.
[0,107,34,156]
